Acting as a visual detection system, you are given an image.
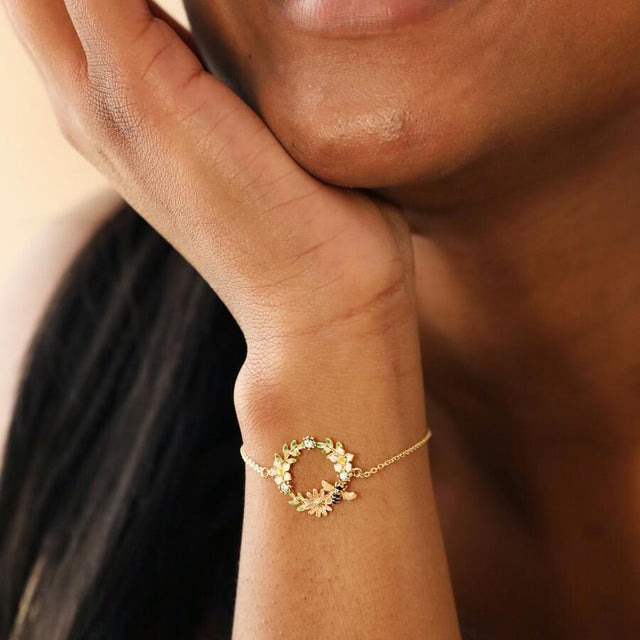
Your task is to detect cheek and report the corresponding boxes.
[490,1,640,127]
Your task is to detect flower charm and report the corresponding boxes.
[301,487,333,517]
[269,446,298,494]
[329,444,354,481]
[267,437,358,517]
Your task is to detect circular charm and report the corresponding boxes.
[267,436,358,517]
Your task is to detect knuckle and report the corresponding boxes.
[79,73,155,159]
[55,101,106,168]
[78,20,174,154]
[48,88,90,155]
[57,110,84,152]
[49,82,143,177]
[80,53,154,152]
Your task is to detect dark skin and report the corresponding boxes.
[183,1,640,638]
[5,0,639,635]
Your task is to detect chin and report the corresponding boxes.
[255,81,487,191]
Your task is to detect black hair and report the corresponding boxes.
[0,203,247,640]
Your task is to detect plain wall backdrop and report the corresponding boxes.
[0,0,187,286]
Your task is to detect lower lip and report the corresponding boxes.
[273,0,456,35]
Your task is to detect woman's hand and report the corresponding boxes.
[4,0,416,362]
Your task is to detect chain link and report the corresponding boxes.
[240,444,270,478]
[240,430,432,480]
[350,429,432,478]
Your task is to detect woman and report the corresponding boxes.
[2,0,640,638]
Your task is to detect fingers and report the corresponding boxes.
[3,0,86,93]
[60,0,202,100]
[55,0,207,160]
[63,0,204,71]
[57,0,324,230]
[62,0,154,59]
[3,0,201,95]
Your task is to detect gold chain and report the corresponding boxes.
[240,429,432,480]
[240,445,270,478]
[350,429,432,478]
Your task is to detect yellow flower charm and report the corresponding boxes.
[268,449,296,494]
[328,445,355,480]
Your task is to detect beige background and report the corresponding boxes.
[0,0,187,286]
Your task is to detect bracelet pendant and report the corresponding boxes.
[269,435,357,518]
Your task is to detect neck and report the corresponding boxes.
[376,105,640,633]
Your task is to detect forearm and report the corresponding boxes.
[232,318,461,639]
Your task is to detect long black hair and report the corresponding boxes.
[0,203,247,640]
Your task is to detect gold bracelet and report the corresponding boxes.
[239,430,432,518]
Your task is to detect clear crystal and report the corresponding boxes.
[280,481,291,493]
[303,436,315,449]
[339,471,349,481]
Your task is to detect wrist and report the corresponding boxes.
[235,318,428,467]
